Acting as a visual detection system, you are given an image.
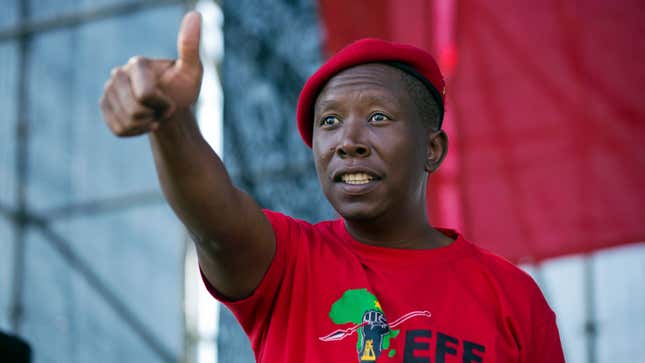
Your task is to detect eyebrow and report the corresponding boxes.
[314,99,341,113]
[315,93,399,114]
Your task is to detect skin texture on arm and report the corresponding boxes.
[99,12,275,300]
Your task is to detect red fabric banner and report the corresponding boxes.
[318,0,645,262]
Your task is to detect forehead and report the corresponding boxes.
[314,63,409,107]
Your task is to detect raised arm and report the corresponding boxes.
[99,12,274,300]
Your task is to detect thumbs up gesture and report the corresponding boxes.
[100,12,203,136]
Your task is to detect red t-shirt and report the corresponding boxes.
[202,210,565,363]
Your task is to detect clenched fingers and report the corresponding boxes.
[101,87,159,136]
[100,67,159,136]
[114,68,155,119]
[127,56,176,115]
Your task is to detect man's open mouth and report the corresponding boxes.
[340,173,376,185]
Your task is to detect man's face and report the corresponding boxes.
[312,63,431,221]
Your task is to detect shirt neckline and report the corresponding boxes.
[333,219,474,266]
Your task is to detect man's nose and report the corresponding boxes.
[336,118,371,158]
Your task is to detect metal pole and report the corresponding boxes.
[584,254,597,363]
[9,0,31,335]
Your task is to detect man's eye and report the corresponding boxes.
[320,115,339,127]
[369,112,390,122]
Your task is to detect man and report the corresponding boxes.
[100,11,564,363]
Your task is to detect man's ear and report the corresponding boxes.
[425,130,448,172]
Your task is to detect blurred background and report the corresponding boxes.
[0,0,643,362]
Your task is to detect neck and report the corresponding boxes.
[344,205,453,249]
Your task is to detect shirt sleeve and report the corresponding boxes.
[199,209,303,350]
[522,304,566,363]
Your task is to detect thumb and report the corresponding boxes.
[176,11,202,68]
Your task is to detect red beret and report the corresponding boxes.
[296,38,446,148]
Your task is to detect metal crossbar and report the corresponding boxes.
[0,0,184,41]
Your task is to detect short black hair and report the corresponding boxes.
[396,68,442,131]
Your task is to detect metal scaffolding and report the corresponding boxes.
[1,1,194,362]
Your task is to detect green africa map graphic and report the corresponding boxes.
[320,288,431,362]
[325,289,401,361]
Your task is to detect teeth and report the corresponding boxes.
[341,173,374,185]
